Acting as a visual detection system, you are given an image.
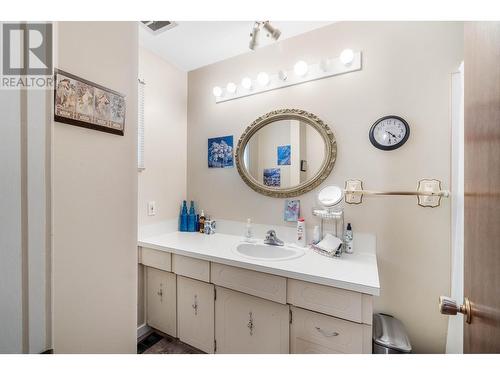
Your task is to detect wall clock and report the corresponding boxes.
[369,115,410,151]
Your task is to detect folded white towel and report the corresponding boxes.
[314,233,342,254]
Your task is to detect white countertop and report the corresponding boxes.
[139,231,380,296]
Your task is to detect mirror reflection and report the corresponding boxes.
[243,119,326,189]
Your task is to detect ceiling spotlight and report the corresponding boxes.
[262,21,281,41]
[294,60,308,77]
[212,86,222,97]
[257,72,270,86]
[340,49,355,66]
[226,82,237,94]
[241,77,252,90]
[249,22,260,51]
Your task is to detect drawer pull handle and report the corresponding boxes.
[192,294,198,315]
[247,312,254,336]
[315,327,339,337]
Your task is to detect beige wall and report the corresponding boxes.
[52,22,138,353]
[187,22,463,353]
[138,47,187,226]
[136,48,187,328]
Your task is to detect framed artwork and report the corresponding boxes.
[277,145,291,165]
[208,135,234,168]
[54,69,126,136]
[263,168,281,187]
[284,199,300,222]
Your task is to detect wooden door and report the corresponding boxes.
[177,276,215,353]
[215,287,289,354]
[463,22,500,353]
[146,267,177,337]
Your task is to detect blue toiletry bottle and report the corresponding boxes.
[188,201,197,232]
[180,200,188,232]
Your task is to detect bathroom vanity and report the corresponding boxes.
[138,231,379,354]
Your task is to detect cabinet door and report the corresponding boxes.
[215,287,289,354]
[177,276,215,353]
[146,267,176,337]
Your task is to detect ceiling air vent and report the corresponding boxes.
[141,21,177,35]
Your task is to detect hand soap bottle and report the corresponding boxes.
[344,223,353,253]
[244,218,254,242]
[199,210,205,234]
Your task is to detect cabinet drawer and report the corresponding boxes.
[290,307,371,354]
[211,263,286,304]
[172,254,210,282]
[140,247,171,272]
[177,276,214,353]
[215,287,289,354]
[287,279,372,324]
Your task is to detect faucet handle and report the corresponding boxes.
[266,229,276,238]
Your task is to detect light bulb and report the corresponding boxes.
[226,82,237,94]
[212,86,222,97]
[340,49,354,65]
[241,77,252,90]
[257,72,270,86]
[294,60,308,77]
[278,70,288,81]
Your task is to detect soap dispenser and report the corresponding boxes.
[180,200,188,232]
[244,218,255,242]
[188,201,197,232]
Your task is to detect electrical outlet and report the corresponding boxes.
[147,201,156,216]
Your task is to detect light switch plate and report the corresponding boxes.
[147,201,156,216]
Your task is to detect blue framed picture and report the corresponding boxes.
[284,199,300,222]
[277,145,291,165]
[263,168,281,187]
[208,135,234,168]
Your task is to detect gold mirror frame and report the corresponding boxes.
[235,109,337,198]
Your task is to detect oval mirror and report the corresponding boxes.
[236,109,337,198]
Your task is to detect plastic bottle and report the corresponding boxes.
[297,218,306,247]
[180,200,188,232]
[199,210,205,234]
[245,218,254,242]
[344,223,353,253]
[313,225,321,245]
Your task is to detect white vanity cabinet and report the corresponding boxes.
[138,241,376,354]
[215,287,290,354]
[146,267,177,337]
[177,276,215,353]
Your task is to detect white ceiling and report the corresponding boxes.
[139,21,333,71]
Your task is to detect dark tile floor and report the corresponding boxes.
[137,330,204,354]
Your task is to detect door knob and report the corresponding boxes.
[439,296,472,324]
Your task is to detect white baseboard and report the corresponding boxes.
[137,323,152,339]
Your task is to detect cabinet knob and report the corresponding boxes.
[439,296,472,324]
[247,312,254,336]
[192,295,198,315]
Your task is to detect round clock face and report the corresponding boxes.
[369,116,410,151]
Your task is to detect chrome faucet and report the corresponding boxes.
[264,230,284,246]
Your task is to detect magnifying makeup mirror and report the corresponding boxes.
[317,185,344,208]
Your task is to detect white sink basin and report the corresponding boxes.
[235,242,305,261]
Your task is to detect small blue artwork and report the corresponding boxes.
[284,199,300,222]
[277,145,291,165]
[208,135,234,168]
[263,168,281,187]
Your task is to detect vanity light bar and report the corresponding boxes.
[212,50,362,103]
[344,179,450,208]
